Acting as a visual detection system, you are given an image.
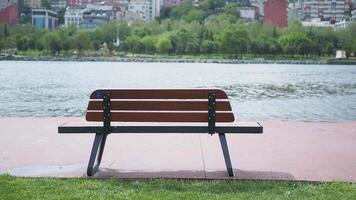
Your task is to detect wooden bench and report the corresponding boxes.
[58,89,263,177]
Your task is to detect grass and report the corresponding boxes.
[1,175,356,200]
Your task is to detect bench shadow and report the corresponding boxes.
[88,168,295,181]
[205,169,295,180]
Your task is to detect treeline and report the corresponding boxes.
[1,14,356,57]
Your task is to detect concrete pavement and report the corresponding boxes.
[0,117,355,182]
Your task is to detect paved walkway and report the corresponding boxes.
[1,117,356,182]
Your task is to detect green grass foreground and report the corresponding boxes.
[0,175,355,200]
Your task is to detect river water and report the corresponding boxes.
[0,61,355,121]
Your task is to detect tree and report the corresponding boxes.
[200,40,219,54]
[57,8,66,25]
[16,36,30,51]
[90,29,104,52]
[41,0,51,9]
[279,32,311,56]
[42,32,61,54]
[71,31,91,53]
[172,27,199,54]
[156,37,172,54]
[224,3,240,18]
[169,0,193,19]
[182,9,204,22]
[220,25,249,56]
[117,20,131,41]
[125,35,140,54]
[141,36,156,54]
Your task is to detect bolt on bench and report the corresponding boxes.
[58,89,263,177]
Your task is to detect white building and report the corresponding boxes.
[299,0,351,22]
[250,0,264,16]
[24,0,41,8]
[333,19,352,29]
[301,18,334,27]
[127,0,161,21]
[352,10,356,21]
[288,2,300,26]
[64,6,85,28]
[50,0,67,10]
[32,8,58,30]
[238,7,258,21]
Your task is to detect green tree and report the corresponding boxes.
[156,37,172,54]
[42,32,61,54]
[117,20,131,41]
[169,0,193,19]
[57,8,66,25]
[200,40,219,54]
[224,3,240,18]
[220,25,249,56]
[41,0,51,9]
[279,33,311,56]
[16,36,30,51]
[141,36,156,54]
[172,27,199,54]
[71,31,91,53]
[125,35,140,54]
[182,9,204,22]
[90,29,104,52]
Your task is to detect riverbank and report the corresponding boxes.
[0,54,333,64]
[1,117,355,182]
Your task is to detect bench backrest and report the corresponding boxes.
[86,89,235,123]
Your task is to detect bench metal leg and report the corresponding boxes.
[87,133,107,176]
[219,133,234,177]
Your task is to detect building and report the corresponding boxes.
[66,0,91,6]
[24,0,41,8]
[228,0,251,6]
[50,0,67,10]
[250,0,264,15]
[64,6,85,28]
[238,6,258,21]
[333,19,352,29]
[162,0,181,8]
[288,2,300,26]
[299,0,352,22]
[0,3,17,24]
[127,0,161,21]
[301,17,334,27]
[1,0,16,10]
[32,8,58,30]
[79,9,114,28]
[352,10,356,21]
[264,0,288,28]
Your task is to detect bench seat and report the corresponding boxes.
[58,121,263,134]
[58,89,263,177]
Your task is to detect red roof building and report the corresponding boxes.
[0,4,18,25]
[263,0,288,28]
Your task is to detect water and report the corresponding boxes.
[0,61,355,121]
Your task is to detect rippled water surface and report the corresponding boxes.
[1,61,355,121]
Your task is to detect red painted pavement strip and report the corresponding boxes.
[0,117,355,182]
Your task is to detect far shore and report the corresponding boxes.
[3,54,356,65]
[0,55,336,65]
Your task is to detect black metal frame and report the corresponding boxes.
[219,133,234,176]
[208,92,233,176]
[208,92,216,135]
[87,93,111,176]
[81,91,257,177]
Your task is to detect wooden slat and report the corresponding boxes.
[86,111,235,122]
[87,101,232,111]
[90,89,229,99]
